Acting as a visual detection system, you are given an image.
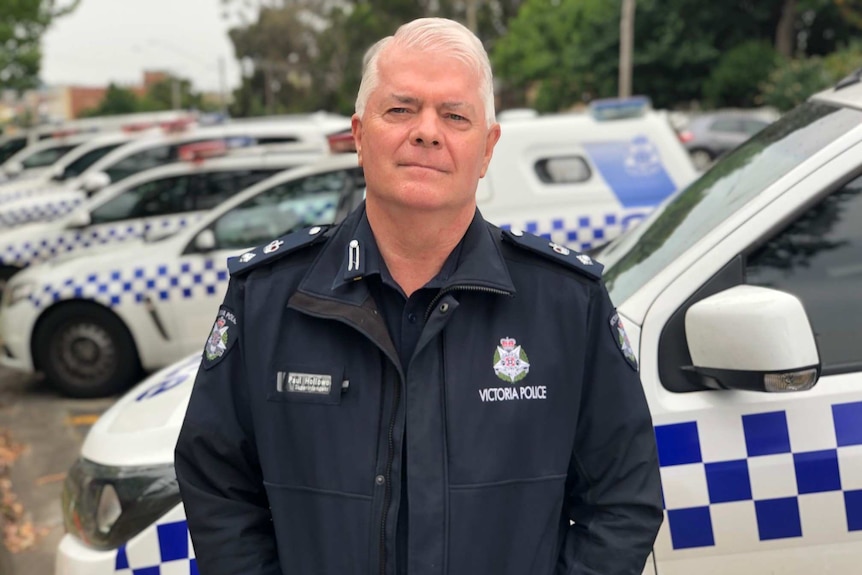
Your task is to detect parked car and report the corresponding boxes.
[52,69,862,575]
[678,110,777,170]
[0,154,364,397]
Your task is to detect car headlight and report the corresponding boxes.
[62,458,182,550]
[2,280,33,308]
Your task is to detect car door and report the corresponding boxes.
[166,166,365,354]
[647,158,862,573]
[84,174,196,249]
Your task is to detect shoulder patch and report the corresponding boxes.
[228,225,331,277]
[501,228,603,280]
[202,306,239,370]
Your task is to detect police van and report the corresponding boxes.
[0,115,351,227]
[482,98,697,251]
[0,144,325,290]
[0,154,365,397]
[51,73,862,574]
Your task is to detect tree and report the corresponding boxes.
[80,84,140,117]
[0,0,80,91]
[140,77,208,111]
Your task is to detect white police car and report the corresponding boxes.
[55,72,862,574]
[0,146,324,289]
[0,116,350,227]
[0,133,94,183]
[1,154,365,397]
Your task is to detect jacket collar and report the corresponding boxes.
[297,202,516,305]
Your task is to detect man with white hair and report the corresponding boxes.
[176,17,662,575]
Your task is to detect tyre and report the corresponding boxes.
[33,303,141,398]
[689,148,715,171]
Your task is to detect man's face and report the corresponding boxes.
[352,46,501,214]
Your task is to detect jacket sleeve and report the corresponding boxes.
[556,281,663,575]
[174,277,281,575]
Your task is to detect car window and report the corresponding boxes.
[104,146,172,182]
[709,118,742,133]
[194,169,281,210]
[603,101,862,305]
[90,175,193,224]
[21,144,77,168]
[746,174,862,373]
[212,168,361,250]
[0,138,27,164]
[55,143,125,181]
[534,156,591,184]
[742,119,769,135]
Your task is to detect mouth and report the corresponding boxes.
[399,162,447,173]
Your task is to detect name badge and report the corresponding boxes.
[277,372,332,395]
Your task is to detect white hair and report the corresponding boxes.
[354,18,496,126]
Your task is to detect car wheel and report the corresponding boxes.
[0,265,21,293]
[689,148,715,171]
[33,303,141,398]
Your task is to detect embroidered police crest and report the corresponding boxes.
[493,337,530,383]
[610,312,638,371]
[202,306,238,369]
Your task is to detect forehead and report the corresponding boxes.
[374,46,481,101]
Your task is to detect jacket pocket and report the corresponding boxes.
[267,364,344,405]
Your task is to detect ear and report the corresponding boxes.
[479,123,501,178]
[351,114,363,166]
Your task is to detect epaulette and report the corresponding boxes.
[501,228,603,280]
[228,225,332,277]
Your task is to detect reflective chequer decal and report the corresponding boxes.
[27,258,228,309]
[654,401,862,554]
[499,210,648,251]
[0,214,201,268]
[0,196,84,227]
[114,512,198,575]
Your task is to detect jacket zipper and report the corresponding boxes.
[424,285,512,322]
[380,362,401,575]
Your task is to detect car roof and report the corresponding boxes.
[811,76,862,111]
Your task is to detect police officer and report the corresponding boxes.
[175,17,663,575]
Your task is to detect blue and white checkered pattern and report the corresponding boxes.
[0,214,201,269]
[655,401,862,553]
[0,184,55,206]
[0,195,84,227]
[499,209,649,252]
[114,519,197,575]
[28,257,228,309]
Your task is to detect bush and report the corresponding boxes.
[759,57,833,111]
[703,41,781,108]
[759,42,862,112]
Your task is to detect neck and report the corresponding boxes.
[366,200,473,296]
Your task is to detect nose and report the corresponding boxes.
[410,110,441,148]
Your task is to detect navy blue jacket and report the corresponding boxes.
[175,205,663,575]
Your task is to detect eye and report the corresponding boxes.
[447,113,467,122]
[389,107,410,114]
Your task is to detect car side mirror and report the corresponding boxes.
[66,209,91,229]
[4,161,23,178]
[684,285,820,393]
[194,229,216,252]
[82,171,111,194]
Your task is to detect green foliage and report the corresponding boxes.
[80,84,140,117]
[492,0,619,111]
[759,57,832,111]
[703,41,781,108]
[0,0,80,91]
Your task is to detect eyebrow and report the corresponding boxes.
[388,94,476,114]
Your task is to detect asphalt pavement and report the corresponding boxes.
[0,367,115,575]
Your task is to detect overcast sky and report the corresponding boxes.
[42,0,245,94]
